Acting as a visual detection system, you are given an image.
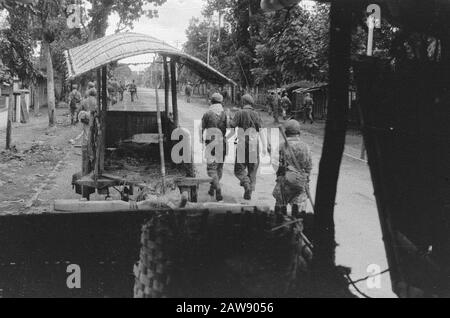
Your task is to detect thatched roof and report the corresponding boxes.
[65,33,236,86]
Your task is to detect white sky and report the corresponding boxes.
[107,0,205,70]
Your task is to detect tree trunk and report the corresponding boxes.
[313,0,352,271]
[44,40,56,127]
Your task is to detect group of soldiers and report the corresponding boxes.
[108,79,138,104]
[68,79,139,125]
[201,92,313,215]
[267,90,315,125]
[68,82,98,126]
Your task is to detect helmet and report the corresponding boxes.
[284,120,301,136]
[88,88,97,97]
[88,82,95,89]
[78,111,90,125]
[210,93,224,104]
[242,94,254,106]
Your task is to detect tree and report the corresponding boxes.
[81,0,167,40]
[186,0,331,88]
[0,7,36,84]
[32,0,67,126]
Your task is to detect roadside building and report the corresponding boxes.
[283,81,358,124]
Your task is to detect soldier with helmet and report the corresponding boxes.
[201,92,230,202]
[303,92,315,124]
[68,84,82,125]
[230,93,269,201]
[273,120,313,216]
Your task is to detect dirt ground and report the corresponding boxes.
[0,106,81,215]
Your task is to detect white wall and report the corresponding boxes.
[0,109,7,131]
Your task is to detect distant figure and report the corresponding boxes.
[118,81,125,102]
[268,91,280,124]
[236,88,243,106]
[230,94,269,201]
[108,78,119,105]
[303,93,314,124]
[221,88,229,106]
[185,83,193,103]
[273,120,312,216]
[129,80,137,102]
[69,84,82,125]
[281,91,292,120]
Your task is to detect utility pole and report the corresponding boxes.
[218,11,222,43]
[207,28,212,65]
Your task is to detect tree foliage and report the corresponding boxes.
[84,0,167,39]
[183,0,330,88]
[0,6,36,83]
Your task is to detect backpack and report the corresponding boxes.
[70,92,80,109]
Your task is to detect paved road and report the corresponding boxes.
[35,87,395,298]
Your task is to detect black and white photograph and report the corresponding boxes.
[0,0,449,301]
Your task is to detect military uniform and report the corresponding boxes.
[108,79,119,105]
[69,88,82,125]
[80,89,98,173]
[303,95,314,124]
[185,84,193,103]
[81,88,98,113]
[269,92,281,123]
[129,82,137,102]
[273,121,313,214]
[202,94,228,201]
[231,95,264,200]
[281,95,292,118]
[118,82,125,101]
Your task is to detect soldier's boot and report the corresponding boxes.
[208,185,215,197]
[216,189,223,202]
[242,182,252,201]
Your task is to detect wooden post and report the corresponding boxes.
[5,94,11,150]
[155,83,167,194]
[94,68,102,182]
[97,69,102,111]
[362,14,375,160]
[170,59,179,127]
[99,66,108,173]
[313,0,353,271]
[164,56,170,117]
[367,16,375,56]
[14,92,21,123]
